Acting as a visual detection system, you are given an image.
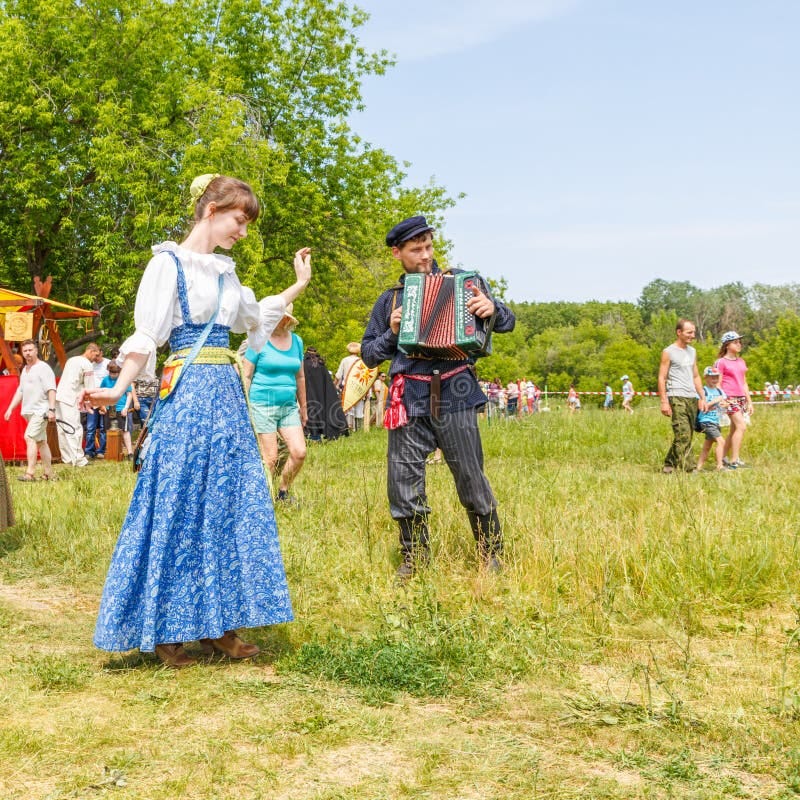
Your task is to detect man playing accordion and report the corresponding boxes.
[361,215,516,578]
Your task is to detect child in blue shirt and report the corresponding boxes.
[695,366,729,471]
[100,363,139,458]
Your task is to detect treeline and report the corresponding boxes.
[0,0,454,364]
[480,279,800,392]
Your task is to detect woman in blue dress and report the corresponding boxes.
[87,174,311,668]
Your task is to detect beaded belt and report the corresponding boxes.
[170,346,238,364]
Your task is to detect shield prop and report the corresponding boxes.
[4,312,34,341]
[341,358,379,412]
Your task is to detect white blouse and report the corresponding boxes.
[118,241,286,378]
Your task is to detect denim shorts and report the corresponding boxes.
[250,402,302,434]
[700,421,722,441]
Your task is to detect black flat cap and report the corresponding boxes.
[385,215,435,247]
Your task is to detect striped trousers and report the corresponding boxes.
[387,409,497,521]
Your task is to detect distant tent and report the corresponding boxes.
[0,281,99,461]
[0,282,99,375]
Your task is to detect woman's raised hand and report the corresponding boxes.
[294,247,311,287]
[279,248,312,306]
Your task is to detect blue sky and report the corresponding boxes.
[350,0,799,303]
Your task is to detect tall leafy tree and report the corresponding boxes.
[637,279,701,324]
[747,283,800,337]
[747,313,800,387]
[0,0,452,361]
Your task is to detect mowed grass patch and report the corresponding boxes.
[0,402,799,798]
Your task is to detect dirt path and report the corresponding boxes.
[0,576,96,614]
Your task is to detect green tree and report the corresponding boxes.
[0,0,452,362]
[697,283,752,342]
[523,320,650,389]
[637,279,701,323]
[543,370,572,393]
[511,301,584,338]
[747,283,800,337]
[747,313,800,387]
[479,321,529,384]
[598,338,654,391]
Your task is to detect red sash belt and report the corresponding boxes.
[383,364,471,430]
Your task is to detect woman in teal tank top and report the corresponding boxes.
[242,304,307,501]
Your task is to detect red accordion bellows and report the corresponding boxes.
[419,275,455,349]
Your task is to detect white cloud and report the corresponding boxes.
[356,0,578,61]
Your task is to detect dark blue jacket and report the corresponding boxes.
[361,265,515,416]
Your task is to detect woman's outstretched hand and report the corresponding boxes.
[80,387,121,409]
[294,247,311,287]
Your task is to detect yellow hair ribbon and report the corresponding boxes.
[189,173,221,204]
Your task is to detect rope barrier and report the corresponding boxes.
[536,390,800,397]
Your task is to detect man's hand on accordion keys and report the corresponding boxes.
[465,285,495,319]
[390,304,403,335]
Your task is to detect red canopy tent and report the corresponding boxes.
[0,279,100,461]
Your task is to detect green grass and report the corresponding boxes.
[1,400,800,798]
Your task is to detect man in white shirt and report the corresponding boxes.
[3,339,57,480]
[56,343,100,467]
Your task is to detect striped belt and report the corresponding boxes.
[169,346,238,365]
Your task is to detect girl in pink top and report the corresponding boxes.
[714,331,753,468]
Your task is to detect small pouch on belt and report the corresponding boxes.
[430,370,441,420]
[159,357,184,400]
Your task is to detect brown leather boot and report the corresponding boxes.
[199,630,260,659]
[154,643,197,668]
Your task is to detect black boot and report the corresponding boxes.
[468,509,503,572]
[396,516,430,579]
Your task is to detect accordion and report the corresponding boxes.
[397,271,495,359]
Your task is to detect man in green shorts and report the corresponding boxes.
[657,319,707,473]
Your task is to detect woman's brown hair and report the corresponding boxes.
[194,176,260,222]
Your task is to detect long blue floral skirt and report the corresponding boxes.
[94,362,293,652]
